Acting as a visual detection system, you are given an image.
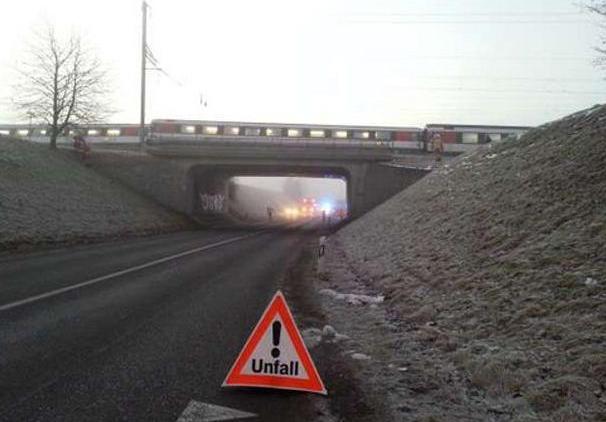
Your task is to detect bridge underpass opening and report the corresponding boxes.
[227,176,348,223]
[186,162,428,223]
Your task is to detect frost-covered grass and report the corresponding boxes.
[0,137,191,250]
[327,105,606,420]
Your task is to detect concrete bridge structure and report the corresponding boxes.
[84,132,429,221]
[146,133,428,218]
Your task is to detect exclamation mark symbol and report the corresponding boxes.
[271,320,281,358]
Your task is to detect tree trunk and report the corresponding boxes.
[49,127,58,149]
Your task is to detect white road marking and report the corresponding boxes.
[0,232,261,312]
[176,401,257,422]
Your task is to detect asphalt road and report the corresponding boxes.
[0,227,324,421]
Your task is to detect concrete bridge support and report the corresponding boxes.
[353,163,428,216]
[88,150,429,221]
[88,150,195,215]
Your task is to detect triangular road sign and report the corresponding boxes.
[222,291,327,395]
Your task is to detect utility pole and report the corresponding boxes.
[139,1,148,145]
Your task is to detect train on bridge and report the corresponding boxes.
[0,119,531,154]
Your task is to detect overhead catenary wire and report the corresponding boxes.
[144,5,207,108]
[390,86,606,95]
[145,45,184,87]
[341,11,594,25]
[408,75,603,83]
[383,55,595,63]
[348,12,587,17]
[345,19,592,24]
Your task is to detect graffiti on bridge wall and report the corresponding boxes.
[199,193,225,213]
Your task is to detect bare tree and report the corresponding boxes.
[587,1,606,70]
[13,26,111,149]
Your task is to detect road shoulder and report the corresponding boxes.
[279,235,394,421]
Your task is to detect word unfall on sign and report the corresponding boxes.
[222,290,327,395]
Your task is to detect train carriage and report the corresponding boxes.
[425,124,530,153]
[1,119,531,153]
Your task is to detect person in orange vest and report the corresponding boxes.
[430,132,444,162]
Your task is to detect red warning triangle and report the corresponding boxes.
[222,290,327,395]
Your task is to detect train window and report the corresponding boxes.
[0,129,10,135]
[107,129,121,136]
[287,129,302,137]
[487,133,501,142]
[462,133,479,143]
[225,126,240,135]
[181,125,196,134]
[375,131,392,140]
[244,127,261,136]
[87,129,100,136]
[202,126,218,135]
[265,128,281,136]
[17,129,29,136]
[353,131,370,139]
[333,130,348,138]
[39,129,47,136]
[309,129,325,138]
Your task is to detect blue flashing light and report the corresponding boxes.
[320,200,333,214]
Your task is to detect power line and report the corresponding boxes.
[391,95,603,103]
[341,10,593,24]
[396,105,590,111]
[344,19,592,24]
[392,86,606,95]
[397,98,603,106]
[145,46,160,67]
[145,45,184,87]
[350,12,586,17]
[409,75,602,83]
[388,55,594,62]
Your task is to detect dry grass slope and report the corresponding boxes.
[0,137,191,250]
[336,105,606,420]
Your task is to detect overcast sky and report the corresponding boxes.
[1,0,604,127]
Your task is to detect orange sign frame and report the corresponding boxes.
[222,291,327,395]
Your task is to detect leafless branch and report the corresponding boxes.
[586,1,606,73]
[586,0,606,15]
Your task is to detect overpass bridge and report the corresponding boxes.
[0,119,530,219]
[121,123,427,219]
